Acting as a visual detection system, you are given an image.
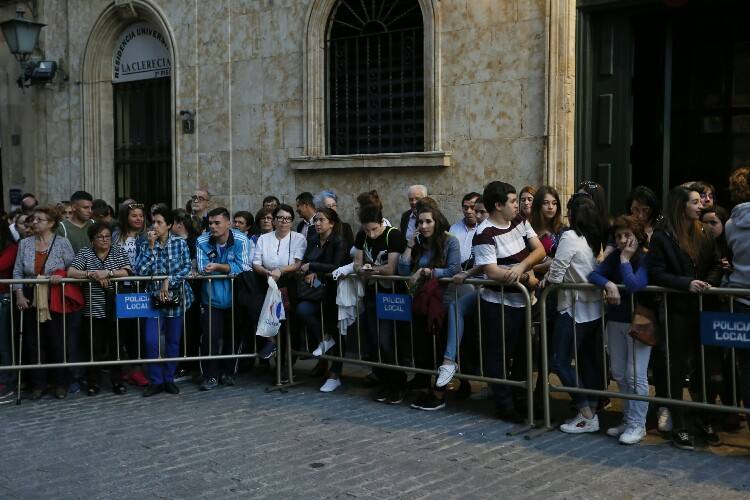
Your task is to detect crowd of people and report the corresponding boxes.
[0,171,749,452]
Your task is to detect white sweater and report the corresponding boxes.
[547,231,602,323]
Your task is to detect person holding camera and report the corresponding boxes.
[134,206,194,397]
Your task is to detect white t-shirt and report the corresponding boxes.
[472,216,536,307]
[122,236,138,267]
[449,219,479,264]
[253,231,307,271]
[547,230,602,323]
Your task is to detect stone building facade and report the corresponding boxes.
[0,0,570,223]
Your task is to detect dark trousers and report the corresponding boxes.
[363,294,406,388]
[82,317,123,387]
[550,313,603,410]
[480,300,525,411]
[200,306,235,379]
[22,309,66,389]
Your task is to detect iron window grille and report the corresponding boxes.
[326,0,425,155]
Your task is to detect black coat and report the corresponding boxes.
[648,227,721,291]
[399,209,413,236]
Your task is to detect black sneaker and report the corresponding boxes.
[386,387,405,405]
[411,393,445,411]
[373,387,389,403]
[220,374,235,386]
[163,382,180,395]
[696,418,721,446]
[259,341,277,360]
[200,377,218,391]
[454,379,472,400]
[672,430,695,451]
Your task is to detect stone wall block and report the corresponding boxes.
[198,63,229,109]
[174,24,197,68]
[230,12,261,61]
[439,0,469,33]
[197,1,230,65]
[258,4,305,58]
[231,148,263,194]
[262,53,302,104]
[232,104,264,150]
[197,106,231,153]
[198,150,231,194]
[442,84,471,140]
[231,58,264,106]
[522,77,546,137]
[260,148,293,201]
[466,0,517,28]
[467,80,522,140]
[518,0,547,21]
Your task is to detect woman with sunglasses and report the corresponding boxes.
[13,205,75,399]
[253,204,307,360]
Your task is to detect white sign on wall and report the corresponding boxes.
[112,22,171,83]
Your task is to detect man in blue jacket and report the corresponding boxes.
[196,207,254,390]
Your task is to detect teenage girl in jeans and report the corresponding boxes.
[588,215,650,444]
[649,186,721,450]
[545,194,604,434]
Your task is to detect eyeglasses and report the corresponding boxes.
[325,203,338,209]
[276,216,293,223]
[94,234,112,241]
[191,195,208,202]
[32,217,50,223]
[128,203,144,210]
[260,216,273,222]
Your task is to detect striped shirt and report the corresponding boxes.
[70,246,132,318]
[472,215,536,307]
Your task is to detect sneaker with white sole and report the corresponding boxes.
[319,378,342,393]
[435,363,457,388]
[619,425,647,445]
[559,413,600,434]
[606,422,628,438]
[657,406,673,433]
[312,338,336,357]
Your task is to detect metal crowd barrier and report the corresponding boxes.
[538,283,750,430]
[0,275,285,392]
[286,274,536,428]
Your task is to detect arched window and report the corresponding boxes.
[327,0,424,155]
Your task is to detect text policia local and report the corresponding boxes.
[123,294,151,310]
[381,295,408,313]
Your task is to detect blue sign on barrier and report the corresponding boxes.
[376,293,412,321]
[700,311,750,349]
[115,293,158,318]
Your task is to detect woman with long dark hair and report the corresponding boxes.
[398,204,461,410]
[649,186,721,450]
[626,186,661,243]
[547,195,604,433]
[530,185,566,276]
[295,207,349,392]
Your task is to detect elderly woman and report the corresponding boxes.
[13,205,75,400]
[67,222,132,395]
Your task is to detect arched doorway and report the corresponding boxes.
[112,22,172,208]
[81,2,177,209]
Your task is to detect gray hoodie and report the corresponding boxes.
[725,202,750,296]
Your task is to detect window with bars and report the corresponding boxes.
[326,0,424,155]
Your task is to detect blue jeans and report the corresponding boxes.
[550,313,602,410]
[144,316,183,385]
[607,320,651,426]
[480,299,525,411]
[0,295,12,385]
[444,287,476,362]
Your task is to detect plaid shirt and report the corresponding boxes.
[135,234,194,317]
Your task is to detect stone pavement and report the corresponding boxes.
[1,367,749,499]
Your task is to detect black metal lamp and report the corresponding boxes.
[1,9,56,87]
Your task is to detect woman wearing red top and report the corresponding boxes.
[0,219,18,399]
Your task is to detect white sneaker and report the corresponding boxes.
[319,378,342,393]
[469,385,490,400]
[435,363,457,388]
[312,338,336,357]
[657,407,673,433]
[606,422,628,438]
[619,424,647,445]
[560,413,600,434]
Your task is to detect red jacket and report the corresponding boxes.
[412,277,445,334]
[49,269,85,314]
[0,243,18,294]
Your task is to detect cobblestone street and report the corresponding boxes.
[1,366,749,499]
